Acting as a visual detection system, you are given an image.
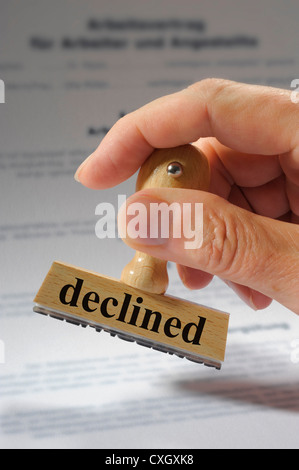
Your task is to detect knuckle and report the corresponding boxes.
[202,208,246,277]
[187,77,230,96]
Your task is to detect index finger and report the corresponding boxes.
[75,78,299,189]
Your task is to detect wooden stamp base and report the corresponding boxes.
[34,261,230,369]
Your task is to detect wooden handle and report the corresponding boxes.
[121,144,210,294]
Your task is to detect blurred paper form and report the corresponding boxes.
[0,0,299,449]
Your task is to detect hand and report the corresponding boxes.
[75,79,299,315]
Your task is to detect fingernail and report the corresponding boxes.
[74,169,81,182]
[74,153,94,183]
[118,194,172,246]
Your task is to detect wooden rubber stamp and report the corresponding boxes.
[34,145,229,369]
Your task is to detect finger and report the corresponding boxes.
[292,213,299,224]
[240,174,290,218]
[205,138,283,188]
[118,187,299,315]
[177,262,272,310]
[280,145,299,186]
[176,264,214,290]
[224,281,273,310]
[227,184,253,211]
[286,178,299,216]
[75,79,299,189]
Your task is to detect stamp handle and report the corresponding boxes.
[121,145,210,294]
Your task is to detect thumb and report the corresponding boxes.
[118,188,299,315]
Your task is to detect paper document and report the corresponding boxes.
[0,0,299,449]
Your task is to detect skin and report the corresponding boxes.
[75,78,299,315]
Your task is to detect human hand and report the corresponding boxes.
[75,79,299,315]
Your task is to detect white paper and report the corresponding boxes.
[0,0,299,449]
